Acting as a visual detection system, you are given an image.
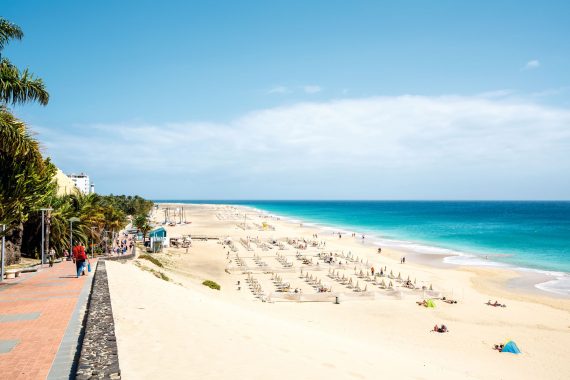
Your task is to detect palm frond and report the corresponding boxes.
[0,59,49,106]
[0,18,24,51]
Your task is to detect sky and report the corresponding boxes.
[3,0,570,200]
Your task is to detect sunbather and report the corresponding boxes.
[442,297,458,304]
[432,324,448,333]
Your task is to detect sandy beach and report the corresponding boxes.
[106,203,570,380]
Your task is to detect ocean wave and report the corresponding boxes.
[514,268,570,296]
[380,240,462,255]
[535,274,570,296]
[443,255,510,268]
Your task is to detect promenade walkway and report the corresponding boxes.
[0,260,94,379]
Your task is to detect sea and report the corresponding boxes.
[155,200,570,296]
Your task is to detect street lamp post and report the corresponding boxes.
[40,208,53,267]
[90,226,96,258]
[69,217,80,259]
[1,224,5,282]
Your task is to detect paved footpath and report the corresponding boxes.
[0,260,95,380]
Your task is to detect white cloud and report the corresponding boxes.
[38,95,570,199]
[523,59,540,70]
[530,86,569,98]
[476,89,515,98]
[268,86,290,94]
[303,85,321,94]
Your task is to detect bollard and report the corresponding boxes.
[335,296,340,304]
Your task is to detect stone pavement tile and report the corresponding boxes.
[0,312,41,322]
[0,338,20,353]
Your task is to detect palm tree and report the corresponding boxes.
[0,17,49,106]
[0,17,50,250]
[0,108,56,226]
[0,17,50,232]
[134,214,152,241]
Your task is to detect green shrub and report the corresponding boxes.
[154,270,170,282]
[202,280,221,290]
[139,254,163,267]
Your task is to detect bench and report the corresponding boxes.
[4,269,22,279]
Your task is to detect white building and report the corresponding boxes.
[67,173,92,195]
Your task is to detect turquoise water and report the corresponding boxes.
[157,200,570,294]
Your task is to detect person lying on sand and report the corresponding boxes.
[493,344,504,352]
[432,324,448,333]
[417,300,428,307]
[442,297,458,304]
[486,300,507,307]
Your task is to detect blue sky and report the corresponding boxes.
[3,1,570,199]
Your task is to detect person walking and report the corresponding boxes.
[72,242,89,278]
[48,248,56,267]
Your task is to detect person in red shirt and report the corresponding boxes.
[72,242,89,278]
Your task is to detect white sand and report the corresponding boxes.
[106,204,570,380]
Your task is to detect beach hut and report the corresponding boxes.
[501,341,521,354]
[149,227,167,252]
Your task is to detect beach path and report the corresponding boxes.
[0,260,94,380]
